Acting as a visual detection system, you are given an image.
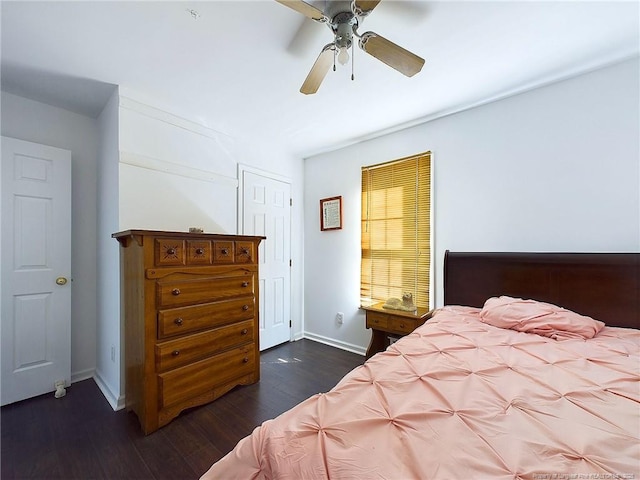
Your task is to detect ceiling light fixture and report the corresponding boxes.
[337,46,350,65]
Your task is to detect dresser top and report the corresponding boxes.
[112,229,266,243]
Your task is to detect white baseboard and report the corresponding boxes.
[93,370,126,411]
[302,332,366,356]
[71,368,95,384]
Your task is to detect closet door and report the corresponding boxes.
[1,136,72,405]
[241,168,291,350]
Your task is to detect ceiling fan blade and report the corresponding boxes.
[352,0,382,16]
[358,31,425,77]
[275,0,327,22]
[300,45,334,95]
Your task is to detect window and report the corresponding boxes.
[361,152,431,309]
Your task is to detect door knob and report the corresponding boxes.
[55,277,68,286]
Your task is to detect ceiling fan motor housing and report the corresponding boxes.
[331,11,357,49]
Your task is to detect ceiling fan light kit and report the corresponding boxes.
[276,0,425,95]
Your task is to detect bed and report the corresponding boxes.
[201,252,639,479]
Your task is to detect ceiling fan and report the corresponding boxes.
[275,0,425,94]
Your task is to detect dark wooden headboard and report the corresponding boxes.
[444,251,639,329]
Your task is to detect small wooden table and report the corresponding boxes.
[362,302,433,359]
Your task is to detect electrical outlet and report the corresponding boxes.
[336,312,344,325]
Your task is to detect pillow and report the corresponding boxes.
[479,296,605,340]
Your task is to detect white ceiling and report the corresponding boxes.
[1,1,638,158]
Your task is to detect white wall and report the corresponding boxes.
[303,58,640,354]
[1,91,101,382]
[118,96,239,233]
[95,89,122,409]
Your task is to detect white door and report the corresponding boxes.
[241,169,291,350]
[1,136,72,406]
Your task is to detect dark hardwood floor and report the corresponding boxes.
[1,339,364,480]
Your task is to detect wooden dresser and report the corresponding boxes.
[113,230,264,434]
[362,302,433,359]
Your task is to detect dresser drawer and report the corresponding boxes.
[186,240,212,265]
[158,298,255,339]
[157,274,254,308]
[388,317,419,334]
[213,241,235,264]
[366,311,389,329]
[156,320,254,371]
[155,239,186,266]
[235,241,254,263]
[159,345,256,408]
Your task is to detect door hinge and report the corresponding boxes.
[289,320,292,328]
[289,259,292,267]
[290,198,292,206]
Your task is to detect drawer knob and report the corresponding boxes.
[172,288,181,296]
[241,328,248,335]
[242,304,249,311]
[221,248,229,255]
[242,357,249,363]
[172,350,180,356]
[166,247,176,255]
[241,281,249,288]
[195,247,204,255]
[174,318,183,326]
[400,323,405,328]
[241,248,249,255]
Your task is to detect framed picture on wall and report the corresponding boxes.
[320,196,342,231]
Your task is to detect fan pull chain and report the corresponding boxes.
[351,44,355,81]
[333,46,337,72]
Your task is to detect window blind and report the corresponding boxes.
[361,152,431,309]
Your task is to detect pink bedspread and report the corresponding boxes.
[201,306,640,479]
